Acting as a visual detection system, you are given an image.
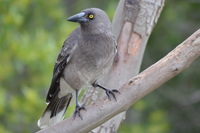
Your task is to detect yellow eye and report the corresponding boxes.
[88,14,94,19]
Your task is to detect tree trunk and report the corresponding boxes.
[85,0,165,132]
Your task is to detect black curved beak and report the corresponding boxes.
[67,12,88,23]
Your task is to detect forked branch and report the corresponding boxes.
[37,29,200,133]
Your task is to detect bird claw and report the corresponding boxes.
[73,105,86,120]
[92,83,120,101]
[105,89,120,101]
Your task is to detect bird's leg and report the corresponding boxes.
[92,82,120,101]
[73,90,86,119]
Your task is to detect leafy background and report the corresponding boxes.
[0,0,199,133]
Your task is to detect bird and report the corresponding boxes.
[37,8,119,129]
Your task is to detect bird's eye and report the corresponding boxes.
[88,14,94,20]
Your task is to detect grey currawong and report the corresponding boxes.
[38,8,118,129]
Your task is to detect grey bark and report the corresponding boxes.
[37,29,200,133]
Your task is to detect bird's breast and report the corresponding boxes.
[63,34,116,89]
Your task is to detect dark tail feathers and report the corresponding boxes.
[38,93,72,129]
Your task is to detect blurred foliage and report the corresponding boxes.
[0,0,76,132]
[0,0,199,133]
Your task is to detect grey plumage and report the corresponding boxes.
[38,8,117,129]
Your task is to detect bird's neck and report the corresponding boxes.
[80,23,112,36]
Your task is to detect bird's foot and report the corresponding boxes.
[73,104,86,120]
[104,89,120,101]
[92,83,120,101]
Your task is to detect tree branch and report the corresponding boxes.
[37,29,200,133]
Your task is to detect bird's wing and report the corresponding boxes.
[46,28,80,103]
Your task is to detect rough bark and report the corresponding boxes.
[36,28,200,133]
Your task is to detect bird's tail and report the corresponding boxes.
[37,92,72,129]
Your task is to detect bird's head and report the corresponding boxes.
[67,8,112,34]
